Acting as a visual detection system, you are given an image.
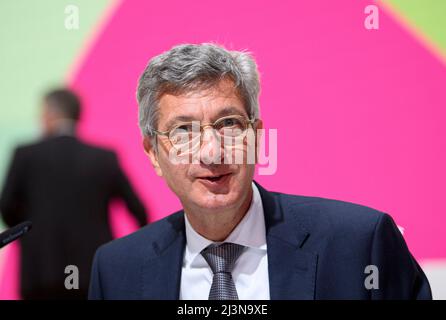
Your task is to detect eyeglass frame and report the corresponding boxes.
[150,114,258,151]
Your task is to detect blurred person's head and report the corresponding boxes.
[41,88,81,136]
[136,43,263,239]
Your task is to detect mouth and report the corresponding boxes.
[196,172,232,187]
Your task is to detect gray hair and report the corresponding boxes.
[136,43,261,137]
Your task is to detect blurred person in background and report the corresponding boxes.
[0,88,148,300]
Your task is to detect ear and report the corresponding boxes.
[143,136,163,177]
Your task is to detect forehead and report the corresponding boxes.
[157,79,247,127]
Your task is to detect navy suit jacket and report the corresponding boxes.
[89,182,431,300]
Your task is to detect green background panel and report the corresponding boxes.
[0,0,111,231]
[385,0,446,54]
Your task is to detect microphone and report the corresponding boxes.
[0,221,32,249]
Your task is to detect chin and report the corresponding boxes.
[194,190,240,210]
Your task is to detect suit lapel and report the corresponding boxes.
[141,212,185,300]
[255,182,318,300]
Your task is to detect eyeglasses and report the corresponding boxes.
[152,115,257,154]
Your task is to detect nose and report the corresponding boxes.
[199,127,223,165]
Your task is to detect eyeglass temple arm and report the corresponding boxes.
[151,129,170,136]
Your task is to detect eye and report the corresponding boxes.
[222,118,236,127]
[219,117,243,129]
[216,117,247,138]
[175,124,193,132]
[169,124,193,144]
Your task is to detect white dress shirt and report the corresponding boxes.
[180,183,270,300]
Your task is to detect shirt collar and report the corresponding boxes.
[184,182,267,266]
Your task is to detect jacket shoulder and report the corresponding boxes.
[12,141,42,155]
[95,211,184,264]
[74,140,117,160]
[273,191,387,236]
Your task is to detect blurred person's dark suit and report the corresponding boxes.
[0,89,148,300]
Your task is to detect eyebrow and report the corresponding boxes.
[215,106,248,119]
[163,106,248,130]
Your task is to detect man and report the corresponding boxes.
[88,43,431,300]
[0,89,148,299]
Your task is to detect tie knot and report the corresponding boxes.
[201,243,245,274]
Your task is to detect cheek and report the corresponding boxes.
[234,164,255,184]
[159,157,190,184]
